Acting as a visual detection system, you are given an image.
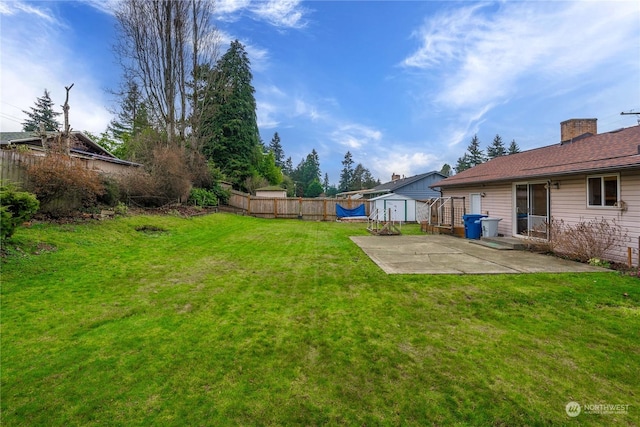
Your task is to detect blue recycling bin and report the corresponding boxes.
[462,214,487,239]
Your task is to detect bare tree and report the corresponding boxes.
[61,83,74,155]
[113,0,219,145]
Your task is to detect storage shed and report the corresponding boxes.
[370,193,417,222]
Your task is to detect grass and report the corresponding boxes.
[1,213,639,426]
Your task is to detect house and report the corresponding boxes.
[0,131,141,178]
[338,171,448,200]
[255,186,287,198]
[432,119,640,266]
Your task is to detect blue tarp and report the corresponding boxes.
[336,204,366,218]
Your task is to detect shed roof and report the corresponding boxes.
[370,193,415,201]
[436,125,640,188]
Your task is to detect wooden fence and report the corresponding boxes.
[227,190,373,221]
[0,150,37,187]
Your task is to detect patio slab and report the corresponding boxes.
[350,234,606,275]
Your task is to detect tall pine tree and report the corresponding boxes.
[22,89,61,132]
[269,132,284,168]
[467,134,486,166]
[338,151,354,192]
[487,134,506,159]
[508,139,521,154]
[200,40,261,189]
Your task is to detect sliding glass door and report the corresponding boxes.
[515,183,549,239]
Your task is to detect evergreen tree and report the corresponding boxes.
[508,139,521,154]
[108,79,150,144]
[439,163,452,176]
[487,134,506,159]
[269,132,285,168]
[454,153,472,173]
[289,149,322,196]
[323,173,330,193]
[200,40,261,189]
[283,157,293,176]
[306,179,324,198]
[22,89,61,132]
[351,163,378,191]
[301,149,321,192]
[467,134,486,167]
[338,151,354,192]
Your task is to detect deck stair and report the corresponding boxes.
[470,236,528,251]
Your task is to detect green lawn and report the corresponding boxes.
[2,213,638,426]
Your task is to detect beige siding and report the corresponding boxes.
[550,172,640,266]
[443,170,640,266]
[441,183,513,236]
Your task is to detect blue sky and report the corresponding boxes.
[1,1,639,185]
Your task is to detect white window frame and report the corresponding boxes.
[586,173,620,208]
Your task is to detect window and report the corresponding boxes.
[587,174,619,207]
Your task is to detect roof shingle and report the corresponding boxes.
[436,125,640,188]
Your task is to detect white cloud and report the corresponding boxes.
[0,3,111,133]
[404,1,640,112]
[0,0,56,22]
[216,0,251,15]
[216,0,307,29]
[400,0,640,162]
[251,0,307,29]
[370,150,440,181]
[331,124,382,149]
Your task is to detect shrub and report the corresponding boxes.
[0,183,40,241]
[188,188,218,207]
[118,146,192,208]
[97,177,121,206]
[26,152,105,215]
[548,217,628,262]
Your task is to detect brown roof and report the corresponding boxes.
[436,125,640,188]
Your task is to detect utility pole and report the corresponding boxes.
[620,110,640,125]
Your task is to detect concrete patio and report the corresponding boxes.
[350,234,606,275]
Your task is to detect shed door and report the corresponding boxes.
[383,200,406,222]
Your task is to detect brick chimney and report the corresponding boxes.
[561,118,597,143]
[391,173,400,181]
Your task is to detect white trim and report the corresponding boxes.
[586,173,620,209]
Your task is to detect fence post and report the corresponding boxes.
[247,195,251,215]
[323,199,327,221]
[274,198,278,218]
[450,198,454,233]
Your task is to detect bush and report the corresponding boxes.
[97,177,121,206]
[118,145,193,208]
[548,217,628,262]
[26,152,105,215]
[0,183,39,241]
[188,188,218,207]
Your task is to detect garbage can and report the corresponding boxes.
[480,217,502,237]
[462,214,487,239]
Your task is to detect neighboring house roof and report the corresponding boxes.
[373,171,448,192]
[436,125,640,188]
[338,171,447,198]
[0,131,141,167]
